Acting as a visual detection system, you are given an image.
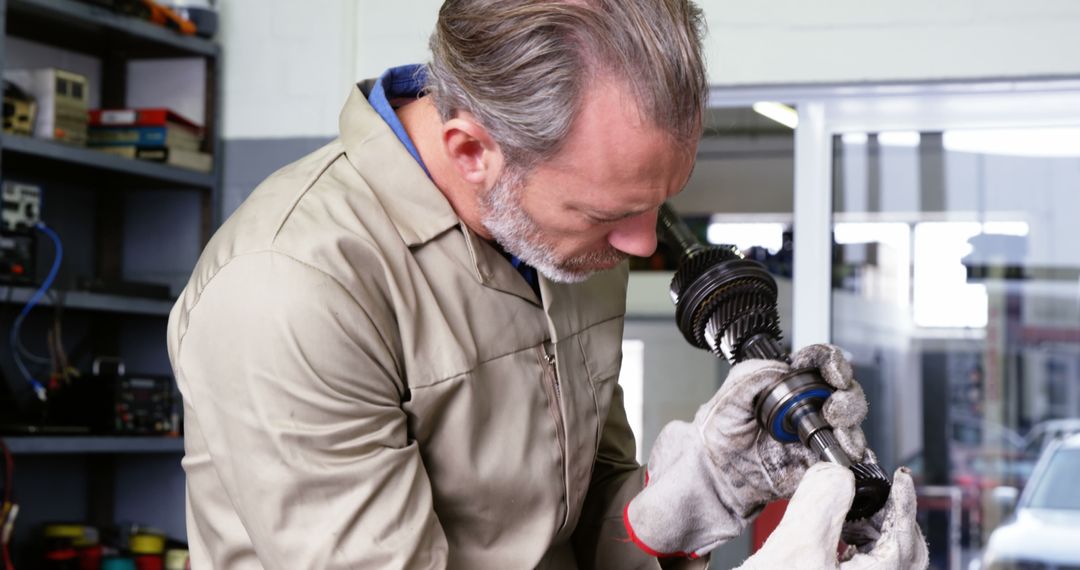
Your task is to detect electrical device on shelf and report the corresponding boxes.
[0,182,41,285]
[113,374,178,435]
[2,80,36,136]
[46,358,178,435]
[3,68,89,145]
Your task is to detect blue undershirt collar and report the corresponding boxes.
[367,64,430,176]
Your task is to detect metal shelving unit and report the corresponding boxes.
[0,0,224,214]
[3,435,184,454]
[2,134,215,188]
[0,0,218,557]
[0,285,174,316]
[6,0,218,57]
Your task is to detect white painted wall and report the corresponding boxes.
[219,0,361,138]
[704,0,1080,86]
[219,0,1080,137]
[219,0,440,139]
[353,2,442,81]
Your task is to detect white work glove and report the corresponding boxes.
[623,344,870,559]
[737,462,929,569]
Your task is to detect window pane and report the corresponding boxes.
[831,127,1080,568]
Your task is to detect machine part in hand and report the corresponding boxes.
[656,203,890,520]
[755,369,892,519]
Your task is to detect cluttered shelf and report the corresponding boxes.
[2,435,184,454]
[0,284,175,316]
[1,133,215,188]
[5,0,219,58]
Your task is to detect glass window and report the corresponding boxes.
[831,127,1080,568]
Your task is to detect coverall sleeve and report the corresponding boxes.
[571,383,708,570]
[170,251,448,569]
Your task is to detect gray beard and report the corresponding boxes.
[479,171,627,284]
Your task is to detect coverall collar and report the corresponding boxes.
[340,82,458,248]
[366,64,430,175]
[339,81,542,305]
[367,64,541,298]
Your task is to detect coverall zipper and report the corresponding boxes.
[537,346,567,468]
[547,353,561,402]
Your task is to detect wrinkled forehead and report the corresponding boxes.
[550,76,696,174]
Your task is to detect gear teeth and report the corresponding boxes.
[700,279,782,361]
[670,246,742,304]
[847,462,892,521]
[850,462,889,480]
[670,246,782,361]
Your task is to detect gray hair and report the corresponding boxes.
[426,0,707,171]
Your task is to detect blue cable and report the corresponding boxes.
[9,222,63,401]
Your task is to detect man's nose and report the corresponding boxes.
[607,210,658,258]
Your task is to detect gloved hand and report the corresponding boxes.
[623,344,869,559]
[736,462,929,569]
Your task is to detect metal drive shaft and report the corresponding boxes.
[656,203,890,521]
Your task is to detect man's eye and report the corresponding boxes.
[586,212,622,224]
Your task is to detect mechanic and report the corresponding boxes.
[167,0,926,568]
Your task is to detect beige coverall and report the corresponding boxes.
[168,83,704,569]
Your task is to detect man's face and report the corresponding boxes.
[480,80,697,283]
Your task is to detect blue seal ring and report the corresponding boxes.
[769,388,833,443]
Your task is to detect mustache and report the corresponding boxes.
[559,246,628,271]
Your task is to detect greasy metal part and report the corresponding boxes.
[755,369,891,520]
[807,430,852,468]
[849,463,893,520]
[754,370,832,444]
[658,203,708,258]
[741,333,787,361]
[657,202,891,521]
[755,369,850,468]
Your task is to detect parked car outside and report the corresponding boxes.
[904,420,1040,549]
[1022,418,1080,456]
[979,433,1080,569]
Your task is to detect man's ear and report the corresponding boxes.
[442,112,504,188]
